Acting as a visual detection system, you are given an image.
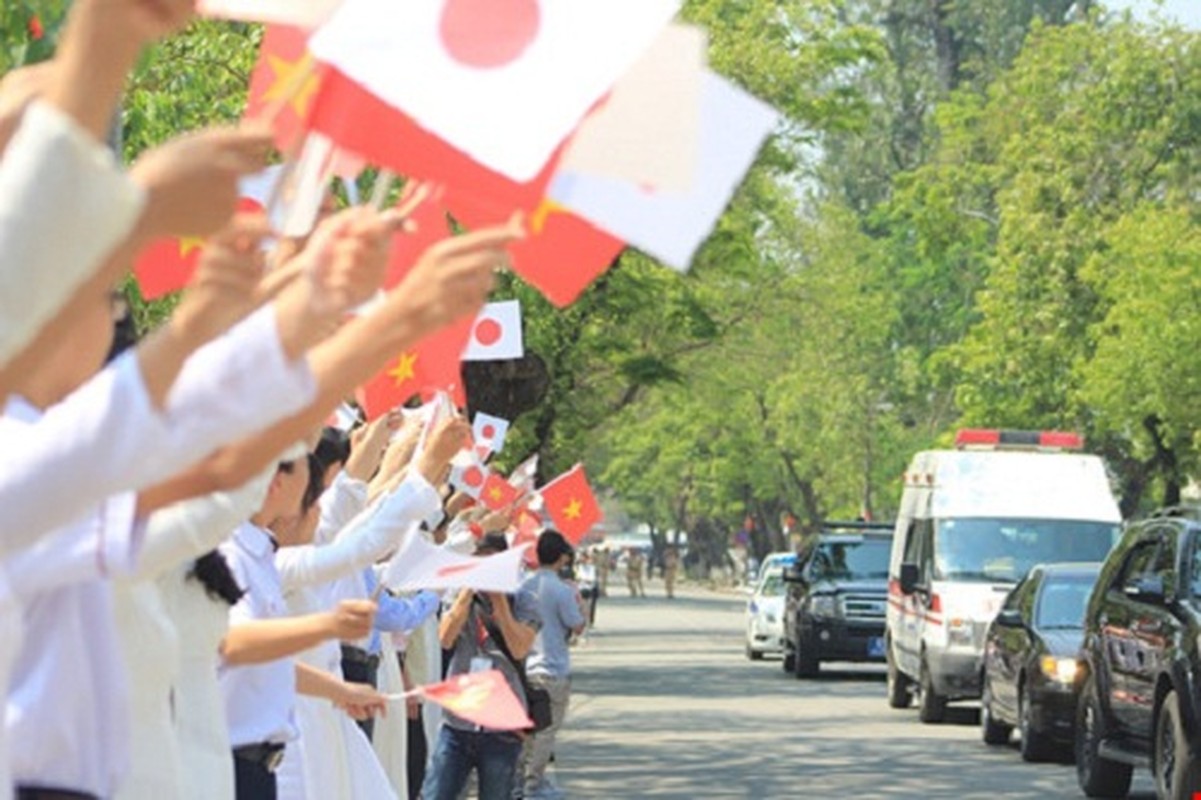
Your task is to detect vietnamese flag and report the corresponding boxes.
[481,472,519,511]
[419,670,533,732]
[133,236,205,300]
[303,68,625,306]
[538,464,603,544]
[246,25,325,150]
[357,319,472,420]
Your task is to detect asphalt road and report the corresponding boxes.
[553,582,1155,799]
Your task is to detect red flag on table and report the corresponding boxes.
[481,472,519,511]
[246,25,325,150]
[538,464,602,544]
[418,670,533,732]
[357,320,471,420]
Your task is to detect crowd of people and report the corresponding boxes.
[0,2,600,799]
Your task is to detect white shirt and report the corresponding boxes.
[219,522,299,748]
[0,304,317,553]
[276,474,441,596]
[315,471,369,547]
[0,101,145,368]
[5,491,143,797]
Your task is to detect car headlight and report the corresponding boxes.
[809,595,839,618]
[947,618,973,646]
[1040,655,1080,685]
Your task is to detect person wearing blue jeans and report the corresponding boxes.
[421,534,539,800]
[422,727,525,800]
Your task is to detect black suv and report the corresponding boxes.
[782,523,892,678]
[1077,509,1201,800]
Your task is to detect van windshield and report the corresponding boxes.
[933,518,1119,584]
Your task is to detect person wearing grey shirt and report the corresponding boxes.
[517,531,587,800]
[422,534,539,800]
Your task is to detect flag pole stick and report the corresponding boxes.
[368,170,396,210]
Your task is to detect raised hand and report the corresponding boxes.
[326,599,378,641]
[292,207,397,320]
[130,127,273,241]
[416,417,473,486]
[388,215,524,335]
[169,215,271,342]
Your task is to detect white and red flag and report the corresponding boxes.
[472,413,510,457]
[448,450,488,500]
[463,301,524,362]
[380,531,530,593]
[308,0,680,181]
[403,670,533,731]
[548,71,778,271]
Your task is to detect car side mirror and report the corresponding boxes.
[899,563,919,595]
[994,608,1024,629]
[783,566,805,584]
[1124,575,1167,605]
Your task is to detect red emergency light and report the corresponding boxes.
[954,429,1084,451]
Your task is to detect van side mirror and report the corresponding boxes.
[899,563,919,595]
[1124,575,1167,605]
[994,608,1024,629]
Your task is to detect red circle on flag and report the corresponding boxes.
[482,424,496,439]
[474,318,503,347]
[439,0,541,69]
[464,466,485,487]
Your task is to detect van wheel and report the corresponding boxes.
[1018,683,1054,762]
[1076,674,1132,798]
[981,676,1012,745]
[794,629,820,679]
[1154,690,1201,800]
[918,657,947,723]
[886,639,912,709]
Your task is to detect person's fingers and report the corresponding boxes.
[430,223,523,257]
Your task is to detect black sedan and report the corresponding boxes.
[980,562,1100,761]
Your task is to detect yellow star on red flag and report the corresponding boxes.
[263,51,320,118]
[387,351,418,386]
[563,498,583,520]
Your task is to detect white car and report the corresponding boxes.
[745,553,795,660]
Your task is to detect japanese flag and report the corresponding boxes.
[472,413,510,456]
[462,301,523,362]
[380,531,530,594]
[308,0,681,181]
[449,450,487,499]
[549,71,778,271]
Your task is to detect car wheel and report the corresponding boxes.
[794,629,820,679]
[918,655,947,724]
[886,638,912,709]
[1154,690,1201,800]
[1018,682,1054,762]
[782,645,796,673]
[1075,674,1133,798]
[981,675,1012,745]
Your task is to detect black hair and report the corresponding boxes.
[537,529,573,566]
[300,452,325,514]
[475,532,509,555]
[314,427,351,474]
[187,549,244,606]
[105,289,138,364]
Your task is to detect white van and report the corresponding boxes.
[885,429,1121,723]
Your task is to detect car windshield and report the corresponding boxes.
[757,574,786,597]
[934,518,1118,584]
[809,539,890,581]
[1036,576,1096,629]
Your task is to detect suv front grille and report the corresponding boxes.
[842,594,887,621]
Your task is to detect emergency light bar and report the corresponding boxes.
[954,429,1084,451]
